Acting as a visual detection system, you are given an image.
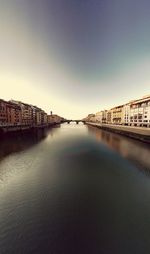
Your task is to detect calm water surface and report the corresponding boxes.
[0,123,150,254]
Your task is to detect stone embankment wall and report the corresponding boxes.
[86,122,150,143]
[0,122,61,135]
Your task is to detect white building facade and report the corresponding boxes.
[122,103,131,125]
[130,95,150,127]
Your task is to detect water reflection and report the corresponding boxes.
[0,126,60,162]
[87,125,150,172]
[0,123,150,253]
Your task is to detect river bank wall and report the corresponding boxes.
[0,122,62,136]
[86,122,150,143]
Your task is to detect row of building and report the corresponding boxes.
[0,99,64,126]
[84,95,150,128]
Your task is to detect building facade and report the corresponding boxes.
[48,114,63,124]
[85,95,150,128]
[102,110,107,123]
[0,99,8,125]
[10,100,33,125]
[0,98,65,128]
[95,112,102,123]
[122,103,131,126]
[43,112,48,125]
[130,95,150,127]
[111,105,124,124]
[95,110,107,123]
[7,102,22,125]
[106,110,112,124]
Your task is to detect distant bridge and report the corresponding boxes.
[64,120,86,124]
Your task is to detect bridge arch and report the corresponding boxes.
[66,120,85,124]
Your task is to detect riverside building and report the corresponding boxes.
[106,110,112,124]
[10,100,33,125]
[122,103,131,126]
[0,98,65,129]
[111,105,124,125]
[95,112,102,123]
[85,94,150,128]
[0,99,8,125]
[130,95,150,127]
[95,110,107,123]
[7,102,22,125]
[48,114,63,124]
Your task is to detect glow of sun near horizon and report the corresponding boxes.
[0,0,150,119]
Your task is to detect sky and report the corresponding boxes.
[0,0,150,119]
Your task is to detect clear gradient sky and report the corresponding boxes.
[0,0,150,119]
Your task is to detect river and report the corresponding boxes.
[0,123,150,254]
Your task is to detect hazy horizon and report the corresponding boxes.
[0,0,150,119]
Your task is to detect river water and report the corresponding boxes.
[0,123,150,254]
